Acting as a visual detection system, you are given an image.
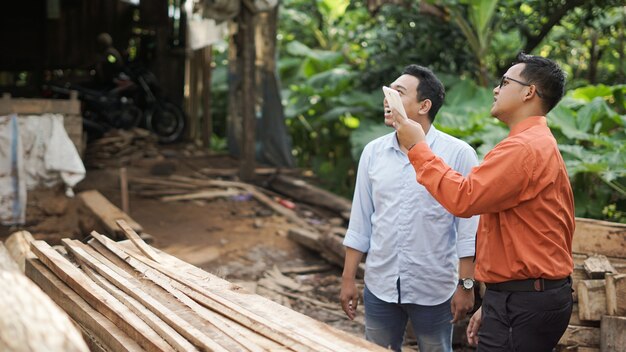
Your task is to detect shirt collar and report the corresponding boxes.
[509,116,547,137]
[389,124,439,152]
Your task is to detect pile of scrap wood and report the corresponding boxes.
[23,220,385,352]
[85,128,160,169]
[560,218,626,351]
[129,174,359,277]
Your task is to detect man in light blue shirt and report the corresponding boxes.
[340,65,479,352]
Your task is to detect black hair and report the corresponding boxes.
[515,53,566,113]
[401,64,445,123]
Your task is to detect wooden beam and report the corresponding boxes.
[583,255,616,279]
[63,239,220,352]
[601,316,626,351]
[605,273,626,316]
[577,280,606,321]
[0,269,89,352]
[26,258,144,352]
[29,240,170,352]
[238,4,257,181]
[77,190,142,238]
[115,220,161,262]
[160,189,241,202]
[89,232,264,352]
[573,218,626,258]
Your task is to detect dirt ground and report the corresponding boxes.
[2,141,477,351]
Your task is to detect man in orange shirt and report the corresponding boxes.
[393,53,575,351]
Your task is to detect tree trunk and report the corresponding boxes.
[238,5,257,181]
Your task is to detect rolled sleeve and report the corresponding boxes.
[343,228,370,253]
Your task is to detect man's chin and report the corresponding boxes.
[384,117,394,127]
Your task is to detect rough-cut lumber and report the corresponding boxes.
[160,189,241,202]
[0,242,19,272]
[64,239,224,352]
[569,303,601,327]
[4,230,35,272]
[115,219,161,262]
[572,265,587,303]
[266,174,352,219]
[601,316,626,352]
[29,240,170,352]
[86,239,285,351]
[77,190,143,238]
[0,269,89,352]
[92,232,313,351]
[583,255,616,279]
[116,240,387,352]
[559,325,600,347]
[25,258,143,352]
[605,273,626,316]
[573,218,626,258]
[577,280,606,321]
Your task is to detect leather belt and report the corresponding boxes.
[485,277,570,292]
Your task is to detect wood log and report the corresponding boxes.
[559,325,600,347]
[0,242,19,272]
[4,230,35,273]
[25,258,143,352]
[572,265,587,303]
[77,190,143,238]
[573,218,626,258]
[0,269,89,352]
[577,280,606,321]
[605,273,626,316]
[600,316,626,352]
[583,255,616,279]
[29,240,170,352]
[267,174,352,219]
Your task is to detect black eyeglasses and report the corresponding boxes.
[498,75,543,98]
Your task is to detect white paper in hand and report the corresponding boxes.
[382,86,408,120]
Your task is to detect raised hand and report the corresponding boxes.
[391,107,426,150]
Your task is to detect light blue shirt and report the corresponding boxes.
[344,126,479,305]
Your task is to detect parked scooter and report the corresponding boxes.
[43,66,185,143]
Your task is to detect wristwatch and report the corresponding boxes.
[458,278,475,290]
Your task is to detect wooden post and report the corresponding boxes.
[238,4,256,181]
[119,167,129,214]
[202,45,213,147]
[605,273,626,316]
[601,316,626,352]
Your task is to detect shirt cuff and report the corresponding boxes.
[343,229,370,253]
[407,142,436,169]
[457,240,476,258]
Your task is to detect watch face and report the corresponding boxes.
[463,279,473,289]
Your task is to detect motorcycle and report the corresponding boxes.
[43,66,185,143]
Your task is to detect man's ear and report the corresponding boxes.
[419,99,432,115]
[524,85,538,101]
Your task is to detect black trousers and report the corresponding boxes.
[477,280,573,352]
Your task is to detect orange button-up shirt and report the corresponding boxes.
[408,116,574,283]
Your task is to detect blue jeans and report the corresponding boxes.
[364,285,453,352]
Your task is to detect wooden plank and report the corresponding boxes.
[161,189,241,202]
[29,240,169,352]
[116,240,387,352]
[569,303,601,327]
[601,316,626,352]
[605,273,626,316]
[86,239,285,351]
[0,242,19,272]
[89,232,264,352]
[583,255,616,279]
[577,280,606,321]
[267,174,352,220]
[25,258,143,352]
[572,265,587,303]
[559,325,600,347]
[77,190,143,238]
[4,230,35,273]
[0,94,80,115]
[573,218,626,258]
[0,269,89,352]
[64,239,223,352]
[115,219,161,262]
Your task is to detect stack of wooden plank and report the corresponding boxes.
[25,220,385,352]
[85,128,160,169]
[559,218,626,351]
